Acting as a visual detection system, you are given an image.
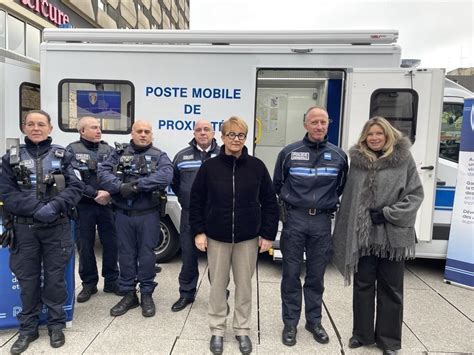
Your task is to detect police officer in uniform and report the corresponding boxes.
[273,106,348,347]
[171,119,219,312]
[66,116,119,303]
[98,120,173,318]
[0,110,83,353]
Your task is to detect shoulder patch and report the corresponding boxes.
[182,154,194,160]
[291,152,310,160]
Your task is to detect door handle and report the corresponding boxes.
[420,165,434,170]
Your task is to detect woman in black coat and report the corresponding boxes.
[190,116,279,355]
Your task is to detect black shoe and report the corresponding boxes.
[171,296,193,312]
[48,329,65,348]
[155,264,162,273]
[305,323,329,344]
[383,351,397,355]
[348,336,364,349]
[110,291,139,316]
[282,325,297,346]
[235,335,252,355]
[141,294,156,317]
[210,335,223,355]
[77,285,98,303]
[103,282,126,296]
[10,333,39,354]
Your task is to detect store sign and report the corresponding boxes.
[20,0,70,26]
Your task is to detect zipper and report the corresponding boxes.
[34,145,42,200]
[231,160,236,244]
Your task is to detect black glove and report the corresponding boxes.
[33,201,60,223]
[120,183,138,199]
[369,208,387,225]
[0,229,13,248]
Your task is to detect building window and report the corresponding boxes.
[370,89,419,142]
[0,10,6,49]
[20,83,41,127]
[26,24,40,60]
[58,79,134,134]
[7,14,25,55]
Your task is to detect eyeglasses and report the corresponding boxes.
[194,127,212,133]
[225,132,247,140]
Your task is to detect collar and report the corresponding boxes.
[190,138,217,153]
[130,140,152,153]
[24,136,52,157]
[303,133,328,149]
[218,145,248,165]
[80,137,100,150]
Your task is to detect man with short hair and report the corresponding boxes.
[0,110,83,353]
[170,120,220,312]
[98,120,173,318]
[274,106,348,347]
[66,116,119,303]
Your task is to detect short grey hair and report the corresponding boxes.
[76,116,99,132]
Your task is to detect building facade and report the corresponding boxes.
[1,0,190,61]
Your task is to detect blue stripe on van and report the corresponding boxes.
[435,186,455,211]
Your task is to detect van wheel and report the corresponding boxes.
[155,216,180,263]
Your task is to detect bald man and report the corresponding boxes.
[66,117,119,303]
[170,120,220,312]
[98,120,173,318]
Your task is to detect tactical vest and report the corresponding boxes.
[10,144,66,201]
[114,143,160,183]
[68,141,110,183]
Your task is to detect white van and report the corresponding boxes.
[3,29,452,261]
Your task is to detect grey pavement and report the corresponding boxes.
[0,250,472,354]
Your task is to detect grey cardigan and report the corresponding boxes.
[332,137,424,284]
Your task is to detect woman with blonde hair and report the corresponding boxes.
[333,117,424,355]
[190,116,279,355]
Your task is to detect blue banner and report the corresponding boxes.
[0,222,76,329]
[444,98,474,288]
[77,90,121,119]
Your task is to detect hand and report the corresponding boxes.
[369,208,386,225]
[259,237,273,253]
[94,190,112,205]
[195,233,208,252]
[33,201,60,223]
[120,183,138,199]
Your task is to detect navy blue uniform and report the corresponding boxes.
[171,138,219,300]
[66,138,118,289]
[98,141,173,294]
[0,137,83,336]
[274,134,348,327]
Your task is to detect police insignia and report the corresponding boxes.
[324,152,332,160]
[52,160,61,169]
[183,154,194,160]
[291,152,310,160]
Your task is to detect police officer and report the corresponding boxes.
[171,119,219,312]
[98,120,173,318]
[66,116,119,303]
[273,106,348,347]
[0,110,83,353]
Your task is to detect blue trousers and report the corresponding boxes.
[280,209,332,326]
[115,211,160,294]
[177,208,199,300]
[10,222,73,336]
[76,203,118,287]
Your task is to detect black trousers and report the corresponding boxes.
[177,208,199,300]
[353,255,405,351]
[10,222,73,336]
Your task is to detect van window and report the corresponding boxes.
[20,82,40,127]
[370,89,418,142]
[440,102,463,163]
[58,80,134,134]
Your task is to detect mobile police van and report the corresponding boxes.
[2,29,469,261]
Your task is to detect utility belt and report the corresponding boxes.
[114,206,160,217]
[287,204,335,216]
[13,215,69,226]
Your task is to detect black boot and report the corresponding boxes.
[10,334,39,354]
[77,285,98,303]
[141,293,156,317]
[210,335,223,355]
[48,329,65,348]
[110,291,139,316]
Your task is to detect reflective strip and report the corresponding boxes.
[289,167,316,176]
[177,160,202,170]
[316,167,339,176]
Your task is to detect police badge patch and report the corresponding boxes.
[291,152,310,160]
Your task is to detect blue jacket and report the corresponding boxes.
[66,138,113,204]
[171,138,219,209]
[98,141,173,211]
[273,134,348,210]
[0,137,83,217]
